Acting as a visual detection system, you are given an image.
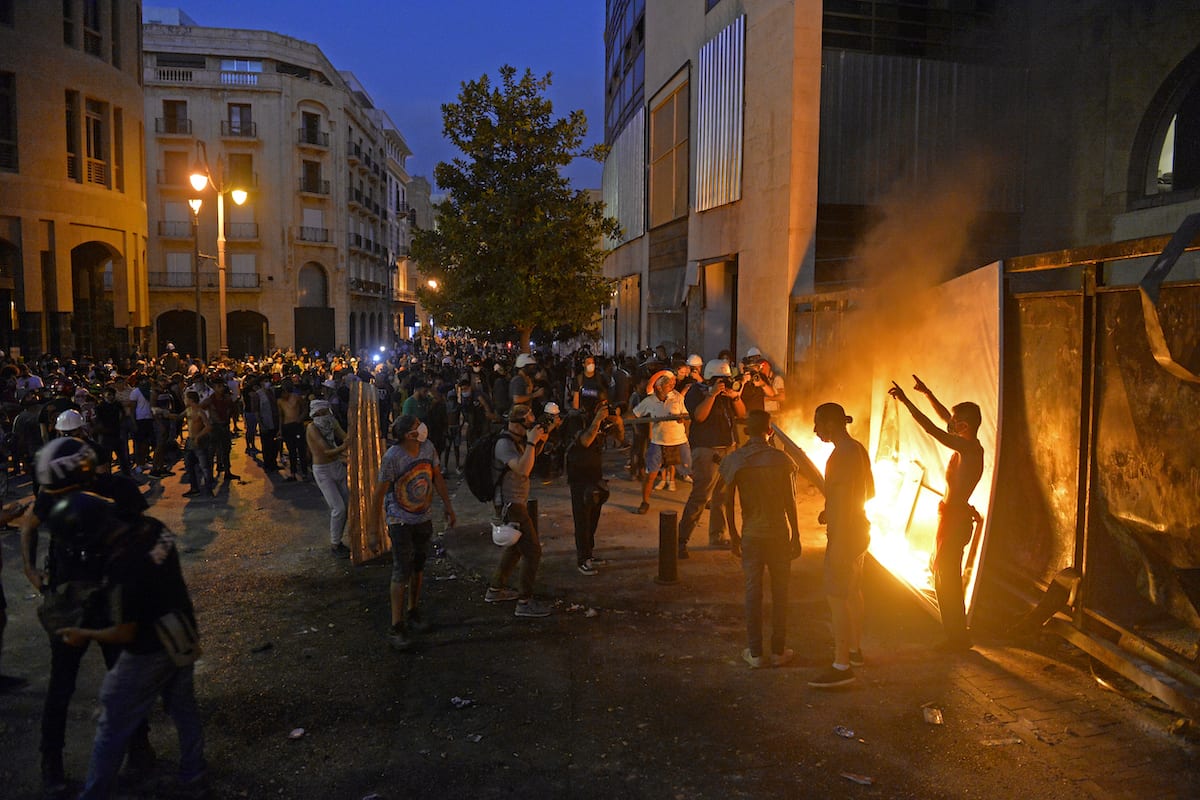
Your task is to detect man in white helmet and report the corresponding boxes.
[677,360,746,557]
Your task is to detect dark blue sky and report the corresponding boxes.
[182,1,606,189]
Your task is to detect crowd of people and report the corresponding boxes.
[0,335,984,798]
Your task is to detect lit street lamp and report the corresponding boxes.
[187,197,203,359]
[190,140,248,360]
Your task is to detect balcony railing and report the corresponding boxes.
[228,272,261,288]
[297,128,329,147]
[155,117,192,135]
[149,271,195,288]
[226,222,258,240]
[221,120,257,138]
[220,71,259,86]
[297,226,329,243]
[158,220,192,238]
[299,177,329,195]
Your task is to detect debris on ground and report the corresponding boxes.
[840,772,874,785]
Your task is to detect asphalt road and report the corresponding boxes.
[0,443,1196,799]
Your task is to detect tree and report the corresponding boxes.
[412,66,619,353]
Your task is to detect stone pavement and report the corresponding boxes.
[442,447,1199,800]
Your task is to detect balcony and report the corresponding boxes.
[348,189,363,209]
[297,128,329,148]
[157,220,192,238]
[297,226,330,243]
[155,117,192,135]
[149,271,196,289]
[227,272,261,289]
[221,120,257,138]
[225,222,259,240]
[348,144,361,164]
[299,177,330,195]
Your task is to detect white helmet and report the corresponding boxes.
[746,346,762,358]
[703,359,733,380]
[543,402,561,416]
[686,354,703,369]
[55,409,86,432]
[515,353,537,368]
[492,522,523,547]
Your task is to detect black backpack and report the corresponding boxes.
[463,430,512,503]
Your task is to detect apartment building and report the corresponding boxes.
[601,0,1200,367]
[142,16,412,357]
[0,0,149,357]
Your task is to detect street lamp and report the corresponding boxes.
[188,197,204,359]
[190,140,248,360]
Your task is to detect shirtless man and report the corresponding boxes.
[307,400,351,556]
[888,375,984,651]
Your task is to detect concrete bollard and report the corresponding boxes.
[656,510,679,585]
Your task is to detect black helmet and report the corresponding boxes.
[35,437,98,490]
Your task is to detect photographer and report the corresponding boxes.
[566,401,625,575]
[677,360,746,557]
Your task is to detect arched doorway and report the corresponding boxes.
[156,310,206,360]
[294,262,334,353]
[71,241,120,357]
[228,310,269,358]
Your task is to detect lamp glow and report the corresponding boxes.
[188,198,202,214]
[231,189,248,206]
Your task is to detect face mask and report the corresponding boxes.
[460,390,471,399]
[416,423,428,442]
[472,366,480,373]
[313,413,336,437]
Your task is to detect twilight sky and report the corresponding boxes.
[176,1,607,189]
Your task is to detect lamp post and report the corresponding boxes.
[188,197,204,359]
[190,140,247,360]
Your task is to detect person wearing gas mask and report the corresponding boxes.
[307,400,351,558]
[677,360,746,558]
[571,355,609,417]
[369,415,456,650]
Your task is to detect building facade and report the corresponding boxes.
[142,19,412,358]
[0,0,149,357]
[601,0,1200,368]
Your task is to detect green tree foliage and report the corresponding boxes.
[412,66,619,352]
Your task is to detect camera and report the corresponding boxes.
[536,412,557,429]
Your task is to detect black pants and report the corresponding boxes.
[42,636,149,756]
[933,506,975,644]
[260,426,280,470]
[281,422,307,477]
[569,481,608,565]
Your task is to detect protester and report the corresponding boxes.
[631,372,688,514]
[566,401,621,575]
[306,400,351,557]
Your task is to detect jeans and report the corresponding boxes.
[184,445,212,492]
[742,536,791,657]
[312,461,350,545]
[209,424,232,473]
[243,411,259,451]
[492,502,541,598]
[79,650,206,799]
[569,481,607,565]
[678,445,730,546]
[42,636,120,754]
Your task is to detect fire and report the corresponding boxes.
[779,424,936,593]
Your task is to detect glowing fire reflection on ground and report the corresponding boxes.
[783,427,937,594]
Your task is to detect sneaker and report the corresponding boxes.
[330,543,351,559]
[182,489,202,498]
[514,599,551,618]
[407,608,430,633]
[743,648,765,669]
[848,649,865,667]
[808,665,857,688]
[387,625,410,651]
[634,502,650,514]
[680,474,694,483]
[578,560,598,576]
[224,471,241,481]
[771,648,795,667]
[654,476,667,490]
[677,545,689,560]
[588,556,609,566]
[484,587,520,603]
[667,479,677,491]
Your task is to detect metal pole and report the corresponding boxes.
[192,208,202,360]
[655,510,679,584]
[217,190,228,360]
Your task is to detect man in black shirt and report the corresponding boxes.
[566,402,622,574]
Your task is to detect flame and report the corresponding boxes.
[782,425,936,593]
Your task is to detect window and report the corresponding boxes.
[84,98,108,186]
[0,72,15,172]
[1,0,14,27]
[157,53,205,69]
[220,59,261,86]
[649,82,689,226]
[162,150,189,185]
[83,0,103,58]
[65,90,81,182]
[113,107,124,191]
[226,103,253,137]
[301,160,325,193]
[63,0,76,46]
[166,252,193,286]
[227,152,254,188]
[160,99,188,134]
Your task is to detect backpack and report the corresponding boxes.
[463,430,512,503]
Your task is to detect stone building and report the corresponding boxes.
[142,16,412,358]
[600,0,1200,367]
[0,0,149,357]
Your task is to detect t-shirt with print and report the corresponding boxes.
[378,439,439,525]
